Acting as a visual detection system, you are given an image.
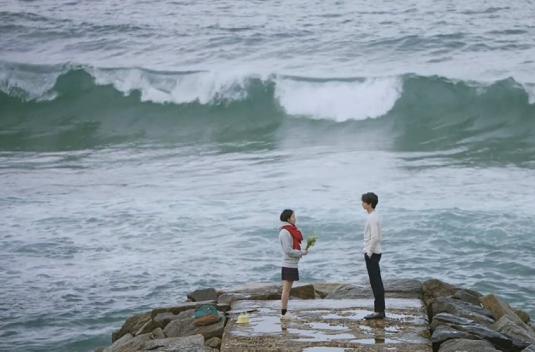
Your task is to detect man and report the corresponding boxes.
[362,192,385,320]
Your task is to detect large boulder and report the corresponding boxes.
[143,334,205,352]
[481,294,524,324]
[152,327,165,339]
[163,309,197,338]
[450,323,512,351]
[103,333,152,352]
[422,279,459,309]
[432,324,475,351]
[151,300,216,319]
[205,337,221,349]
[153,312,180,328]
[452,289,483,306]
[197,317,226,340]
[163,309,226,340]
[217,283,280,305]
[438,338,500,352]
[325,284,370,299]
[514,309,531,324]
[102,333,133,352]
[430,313,513,351]
[313,283,344,298]
[217,283,315,304]
[290,284,316,299]
[133,318,160,336]
[112,312,151,342]
[493,315,535,349]
[430,313,479,331]
[384,278,423,298]
[431,296,495,325]
[324,279,422,299]
[187,288,218,302]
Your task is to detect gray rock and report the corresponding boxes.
[217,283,315,303]
[432,324,476,351]
[151,300,216,319]
[452,323,513,351]
[384,278,423,297]
[153,312,180,328]
[493,315,535,349]
[204,347,218,352]
[290,284,316,299]
[452,289,482,306]
[134,318,159,336]
[313,283,343,298]
[325,284,370,299]
[431,297,495,325]
[217,284,279,306]
[197,316,226,340]
[112,333,152,352]
[187,288,218,302]
[163,309,197,338]
[438,338,499,352]
[152,327,165,339]
[205,337,221,348]
[481,294,523,324]
[324,279,422,299]
[144,334,205,352]
[430,311,516,350]
[100,333,134,352]
[514,309,531,324]
[163,309,226,340]
[112,312,151,342]
[430,313,478,331]
[522,345,535,352]
[422,279,459,309]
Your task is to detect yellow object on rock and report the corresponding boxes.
[236,313,250,324]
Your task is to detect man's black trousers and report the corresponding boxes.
[365,253,385,313]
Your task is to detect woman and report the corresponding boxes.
[278,209,309,320]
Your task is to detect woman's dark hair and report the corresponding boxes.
[280,209,294,222]
[361,192,379,209]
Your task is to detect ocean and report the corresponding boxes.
[1,0,535,351]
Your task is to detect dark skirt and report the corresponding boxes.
[281,267,299,281]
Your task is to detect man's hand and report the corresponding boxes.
[302,250,309,256]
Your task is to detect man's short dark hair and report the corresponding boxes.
[280,209,294,222]
[361,192,379,209]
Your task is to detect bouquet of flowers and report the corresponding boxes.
[305,235,318,250]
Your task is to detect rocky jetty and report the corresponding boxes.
[95,279,535,352]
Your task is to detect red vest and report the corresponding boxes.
[281,224,303,250]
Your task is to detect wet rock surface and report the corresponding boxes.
[221,299,431,352]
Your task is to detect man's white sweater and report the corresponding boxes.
[363,211,382,257]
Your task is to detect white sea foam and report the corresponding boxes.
[0,62,61,100]
[274,77,402,122]
[88,67,404,121]
[89,67,254,104]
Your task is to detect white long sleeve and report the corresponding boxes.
[363,211,382,256]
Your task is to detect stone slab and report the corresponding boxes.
[220,299,432,352]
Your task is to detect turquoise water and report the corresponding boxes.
[1,1,535,351]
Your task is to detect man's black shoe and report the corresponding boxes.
[364,312,385,320]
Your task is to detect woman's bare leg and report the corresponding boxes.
[281,280,293,312]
